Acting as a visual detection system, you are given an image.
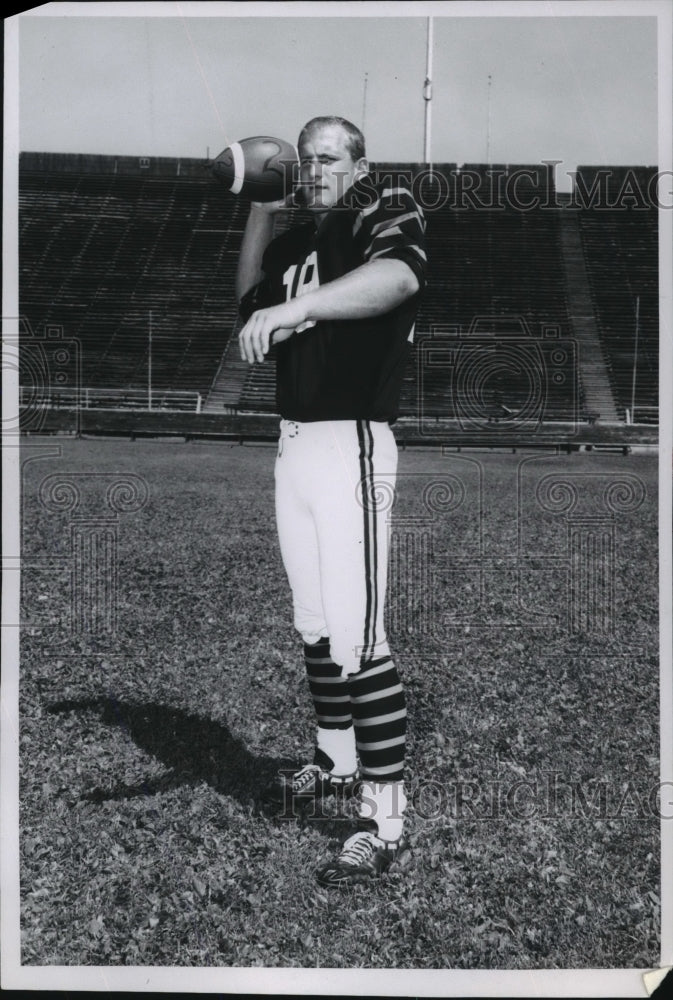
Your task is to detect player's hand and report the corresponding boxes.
[250,192,297,216]
[238,299,308,363]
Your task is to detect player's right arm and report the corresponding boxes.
[235,196,293,304]
[236,196,298,362]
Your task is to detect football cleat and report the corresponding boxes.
[315,822,406,887]
[262,748,358,816]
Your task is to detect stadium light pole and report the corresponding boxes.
[362,71,368,135]
[487,74,492,163]
[148,309,152,412]
[630,295,640,422]
[423,16,434,178]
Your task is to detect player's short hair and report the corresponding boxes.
[298,116,366,162]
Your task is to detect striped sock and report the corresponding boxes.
[304,638,356,776]
[347,656,407,783]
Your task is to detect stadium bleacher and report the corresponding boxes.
[20,156,244,406]
[18,153,658,426]
[401,164,580,422]
[576,166,658,423]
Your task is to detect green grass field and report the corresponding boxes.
[17,436,660,968]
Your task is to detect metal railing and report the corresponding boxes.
[625,405,659,425]
[19,386,203,413]
[631,405,659,425]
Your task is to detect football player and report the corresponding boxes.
[237,116,426,885]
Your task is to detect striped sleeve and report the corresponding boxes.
[354,185,427,290]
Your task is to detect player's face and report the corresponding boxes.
[298,125,367,212]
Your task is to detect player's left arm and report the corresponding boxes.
[238,259,418,363]
[239,185,426,364]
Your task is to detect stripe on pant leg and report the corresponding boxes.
[356,419,378,663]
[366,421,379,662]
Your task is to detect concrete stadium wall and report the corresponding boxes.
[20,408,657,451]
[18,152,465,184]
[20,151,216,179]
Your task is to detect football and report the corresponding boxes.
[211,136,299,201]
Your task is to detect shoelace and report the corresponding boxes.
[337,831,380,868]
[291,764,322,793]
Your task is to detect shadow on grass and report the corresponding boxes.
[46,696,296,809]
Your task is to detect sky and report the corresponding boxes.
[11,1,666,193]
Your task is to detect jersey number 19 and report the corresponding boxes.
[283,251,319,333]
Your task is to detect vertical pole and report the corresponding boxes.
[630,295,640,422]
[423,17,434,174]
[362,72,368,134]
[487,74,492,163]
[148,309,152,412]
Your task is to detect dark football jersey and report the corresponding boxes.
[239,174,427,422]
